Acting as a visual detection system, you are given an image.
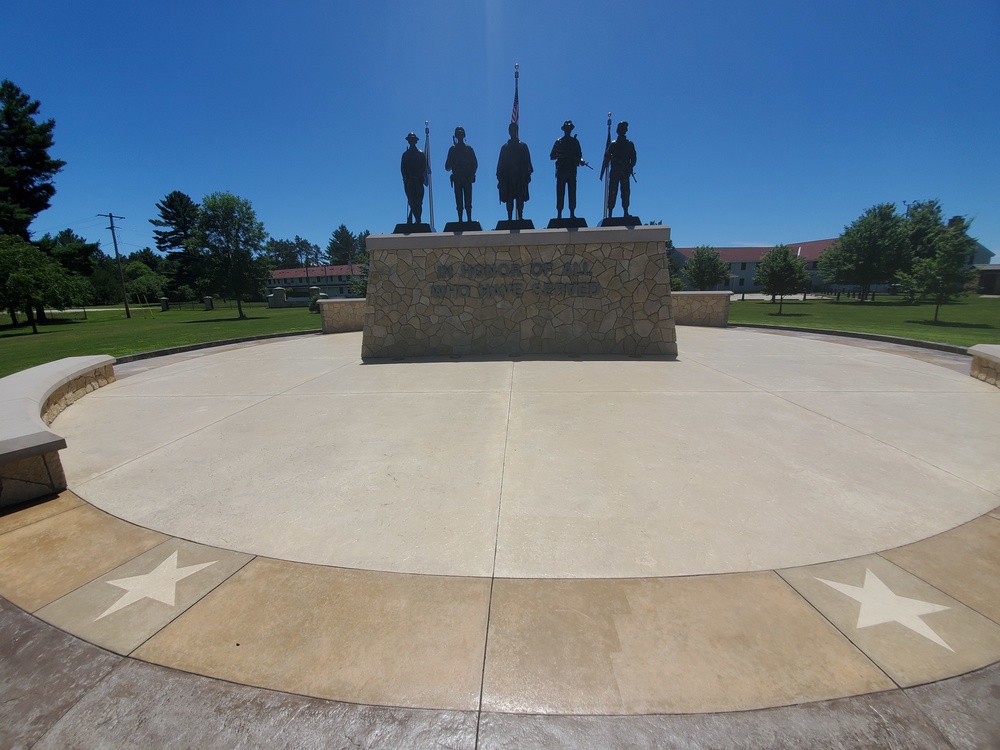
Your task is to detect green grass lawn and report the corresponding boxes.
[3,295,998,379]
[728,294,1000,347]
[0,303,322,378]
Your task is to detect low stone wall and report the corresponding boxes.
[363,225,676,358]
[318,298,367,333]
[42,363,115,425]
[1,356,115,507]
[969,344,1000,388]
[672,291,732,327]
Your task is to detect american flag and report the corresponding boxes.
[511,66,519,124]
[599,115,612,181]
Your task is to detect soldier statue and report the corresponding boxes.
[496,122,533,221]
[445,126,478,223]
[605,121,637,217]
[549,120,586,219]
[400,132,426,224]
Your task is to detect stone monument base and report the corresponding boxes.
[363,225,676,358]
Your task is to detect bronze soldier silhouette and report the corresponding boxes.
[400,132,426,224]
[550,120,585,219]
[496,122,533,221]
[445,126,478,223]
[605,121,637,217]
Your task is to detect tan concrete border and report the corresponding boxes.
[0,356,115,507]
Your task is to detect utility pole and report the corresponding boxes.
[98,212,131,318]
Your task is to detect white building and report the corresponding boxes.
[267,264,364,299]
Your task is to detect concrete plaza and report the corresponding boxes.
[1,327,999,748]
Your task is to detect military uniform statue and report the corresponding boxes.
[549,120,585,219]
[400,132,426,224]
[496,122,533,221]
[445,126,478,223]
[605,121,637,217]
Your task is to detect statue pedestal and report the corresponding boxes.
[547,217,588,229]
[494,219,535,231]
[363,225,676,358]
[392,222,432,234]
[599,215,642,227]
[443,221,483,233]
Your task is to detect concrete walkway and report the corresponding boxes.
[2,328,999,748]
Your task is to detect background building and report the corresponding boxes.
[267,264,363,299]
[676,240,836,292]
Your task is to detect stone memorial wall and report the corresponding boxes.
[362,226,677,358]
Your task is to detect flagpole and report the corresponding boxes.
[602,112,611,221]
[424,120,435,231]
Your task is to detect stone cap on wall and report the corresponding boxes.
[0,355,115,462]
[969,344,1000,365]
[367,225,671,252]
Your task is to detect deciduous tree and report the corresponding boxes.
[819,203,908,300]
[0,81,66,239]
[0,235,88,332]
[193,192,270,319]
[753,244,810,314]
[682,246,729,291]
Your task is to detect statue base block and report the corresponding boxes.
[494,219,535,231]
[393,223,432,235]
[599,216,642,227]
[363,225,677,358]
[443,221,483,233]
[547,218,588,229]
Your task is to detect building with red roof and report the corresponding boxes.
[675,239,837,292]
[267,264,364,300]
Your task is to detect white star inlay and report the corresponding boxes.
[817,568,953,652]
[97,551,216,620]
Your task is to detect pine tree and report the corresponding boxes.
[0,80,66,239]
[150,191,202,296]
[326,224,357,266]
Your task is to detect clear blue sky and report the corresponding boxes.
[3,0,997,257]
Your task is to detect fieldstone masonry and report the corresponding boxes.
[41,364,115,425]
[318,298,367,333]
[969,344,1000,389]
[672,291,732,326]
[362,226,677,358]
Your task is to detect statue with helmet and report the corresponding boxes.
[444,126,478,223]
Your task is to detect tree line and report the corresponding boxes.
[671,200,979,319]
[0,79,368,329]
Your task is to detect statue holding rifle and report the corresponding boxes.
[604,120,637,218]
[549,119,589,220]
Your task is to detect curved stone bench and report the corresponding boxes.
[969,344,1000,388]
[0,356,115,508]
